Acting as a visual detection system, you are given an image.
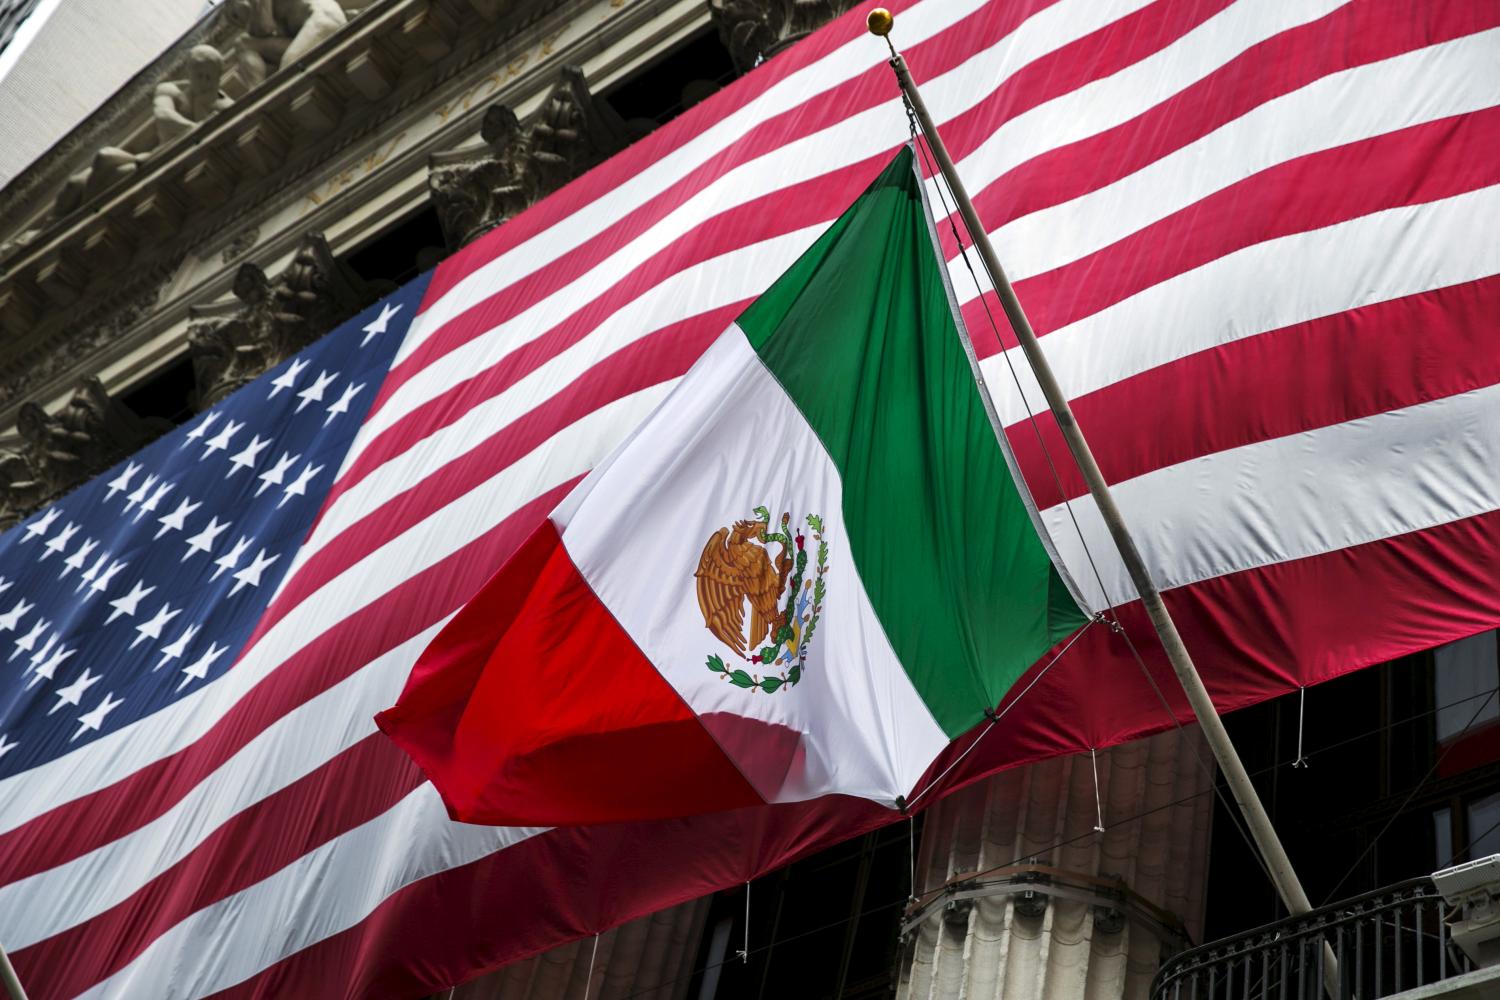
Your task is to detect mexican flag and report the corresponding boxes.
[376,146,1090,826]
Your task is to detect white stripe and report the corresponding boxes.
[0,620,447,951]
[990,28,1500,285]
[1045,383,1500,607]
[399,0,1157,360]
[982,184,1500,427]
[76,785,545,1000]
[0,389,667,834]
[562,328,948,806]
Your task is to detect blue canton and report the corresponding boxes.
[0,274,431,777]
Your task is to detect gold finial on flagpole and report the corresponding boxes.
[866,8,896,57]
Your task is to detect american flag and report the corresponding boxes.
[3,0,1498,996]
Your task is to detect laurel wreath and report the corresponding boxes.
[706,511,828,694]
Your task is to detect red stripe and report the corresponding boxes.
[1010,275,1500,508]
[0,482,577,884]
[208,795,897,1000]
[12,735,424,999]
[378,519,764,826]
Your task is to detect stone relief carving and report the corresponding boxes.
[1,45,235,265]
[427,66,642,250]
[0,377,171,528]
[188,230,393,408]
[707,0,858,73]
[223,0,349,89]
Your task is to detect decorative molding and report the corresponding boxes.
[188,231,392,408]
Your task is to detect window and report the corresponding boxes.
[1434,631,1499,742]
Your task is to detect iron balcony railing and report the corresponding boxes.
[1151,877,1476,1000]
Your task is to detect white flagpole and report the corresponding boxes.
[862,6,1328,939]
[0,942,28,1000]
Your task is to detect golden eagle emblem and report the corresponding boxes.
[697,506,828,694]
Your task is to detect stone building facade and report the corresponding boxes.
[0,1,1215,996]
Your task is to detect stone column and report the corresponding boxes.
[447,897,711,1000]
[896,727,1214,1000]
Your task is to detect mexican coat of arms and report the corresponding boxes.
[695,505,828,694]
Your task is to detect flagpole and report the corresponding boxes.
[864,9,1323,929]
[0,942,27,1000]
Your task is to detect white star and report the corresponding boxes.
[278,462,324,508]
[268,358,309,399]
[324,381,365,426]
[50,668,100,715]
[87,559,127,599]
[155,624,201,671]
[10,618,48,661]
[181,411,219,449]
[181,516,230,560]
[123,474,159,512]
[201,419,243,460]
[256,452,299,497]
[73,691,124,741]
[131,602,181,649]
[227,434,271,476]
[0,598,34,631]
[28,638,75,689]
[40,521,80,561]
[106,580,154,623]
[133,480,174,523]
[295,370,337,412]
[179,642,230,690]
[20,507,61,544]
[155,496,202,539]
[229,548,280,596]
[26,633,56,677]
[105,461,142,498]
[77,552,110,592]
[212,535,252,581]
[0,577,13,596]
[360,301,402,347]
[0,733,15,758]
[60,537,98,579]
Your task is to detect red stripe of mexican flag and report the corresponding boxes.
[376,147,1089,826]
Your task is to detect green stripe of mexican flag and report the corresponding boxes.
[377,147,1091,827]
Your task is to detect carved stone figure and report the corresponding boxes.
[0,377,171,527]
[707,0,858,73]
[224,0,349,89]
[188,231,393,407]
[5,44,234,258]
[428,66,641,249]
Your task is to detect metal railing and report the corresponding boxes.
[1151,878,1475,1000]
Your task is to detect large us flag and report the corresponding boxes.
[2,0,1497,996]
